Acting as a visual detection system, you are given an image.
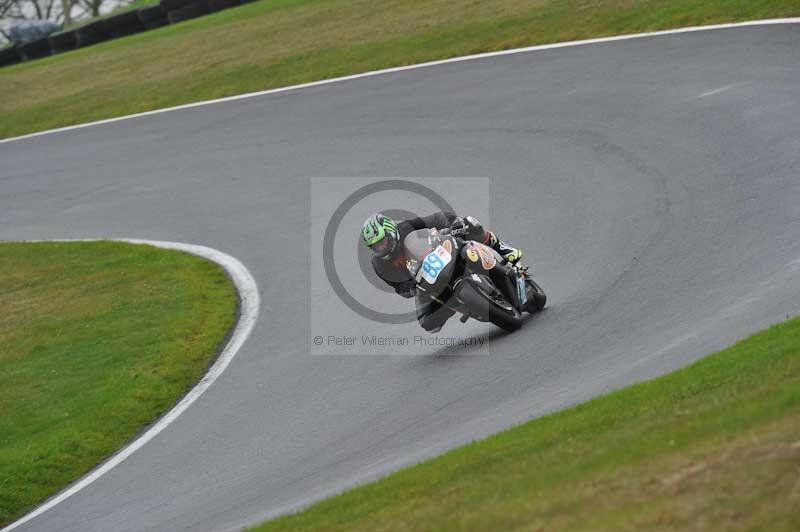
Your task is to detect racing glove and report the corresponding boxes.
[450,216,485,241]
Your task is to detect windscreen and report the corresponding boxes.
[403,228,436,277]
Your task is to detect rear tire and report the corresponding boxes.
[458,280,522,332]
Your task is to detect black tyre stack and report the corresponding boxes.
[0,46,22,67]
[208,0,240,12]
[103,10,146,39]
[76,20,110,47]
[49,30,78,54]
[19,38,52,60]
[138,5,169,30]
[165,0,210,24]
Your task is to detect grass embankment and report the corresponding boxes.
[0,242,238,527]
[253,317,800,531]
[2,0,799,139]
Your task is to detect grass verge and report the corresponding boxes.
[1,0,799,139]
[0,241,238,527]
[252,316,800,531]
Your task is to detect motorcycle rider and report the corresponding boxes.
[361,212,524,333]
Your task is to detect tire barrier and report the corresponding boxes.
[103,11,146,39]
[139,5,169,30]
[161,0,194,12]
[49,30,78,53]
[19,38,52,61]
[209,0,240,12]
[138,5,166,23]
[2,0,252,68]
[0,46,22,67]
[76,20,110,48]
[144,19,170,31]
[167,1,210,24]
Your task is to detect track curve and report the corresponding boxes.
[2,22,799,532]
[1,239,259,532]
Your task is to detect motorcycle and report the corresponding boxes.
[404,227,546,331]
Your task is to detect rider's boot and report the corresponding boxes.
[483,231,523,265]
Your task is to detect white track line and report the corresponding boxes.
[1,18,798,146]
[1,239,260,532]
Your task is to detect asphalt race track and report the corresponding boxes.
[2,22,800,532]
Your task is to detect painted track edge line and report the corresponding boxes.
[0,238,261,532]
[1,17,799,145]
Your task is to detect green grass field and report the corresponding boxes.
[1,0,799,139]
[0,242,238,527]
[253,316,800,531]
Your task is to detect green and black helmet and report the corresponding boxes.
[362,213,400,260]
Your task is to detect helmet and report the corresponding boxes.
[362,213,400,260]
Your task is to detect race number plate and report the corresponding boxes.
[420,245,452,284]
